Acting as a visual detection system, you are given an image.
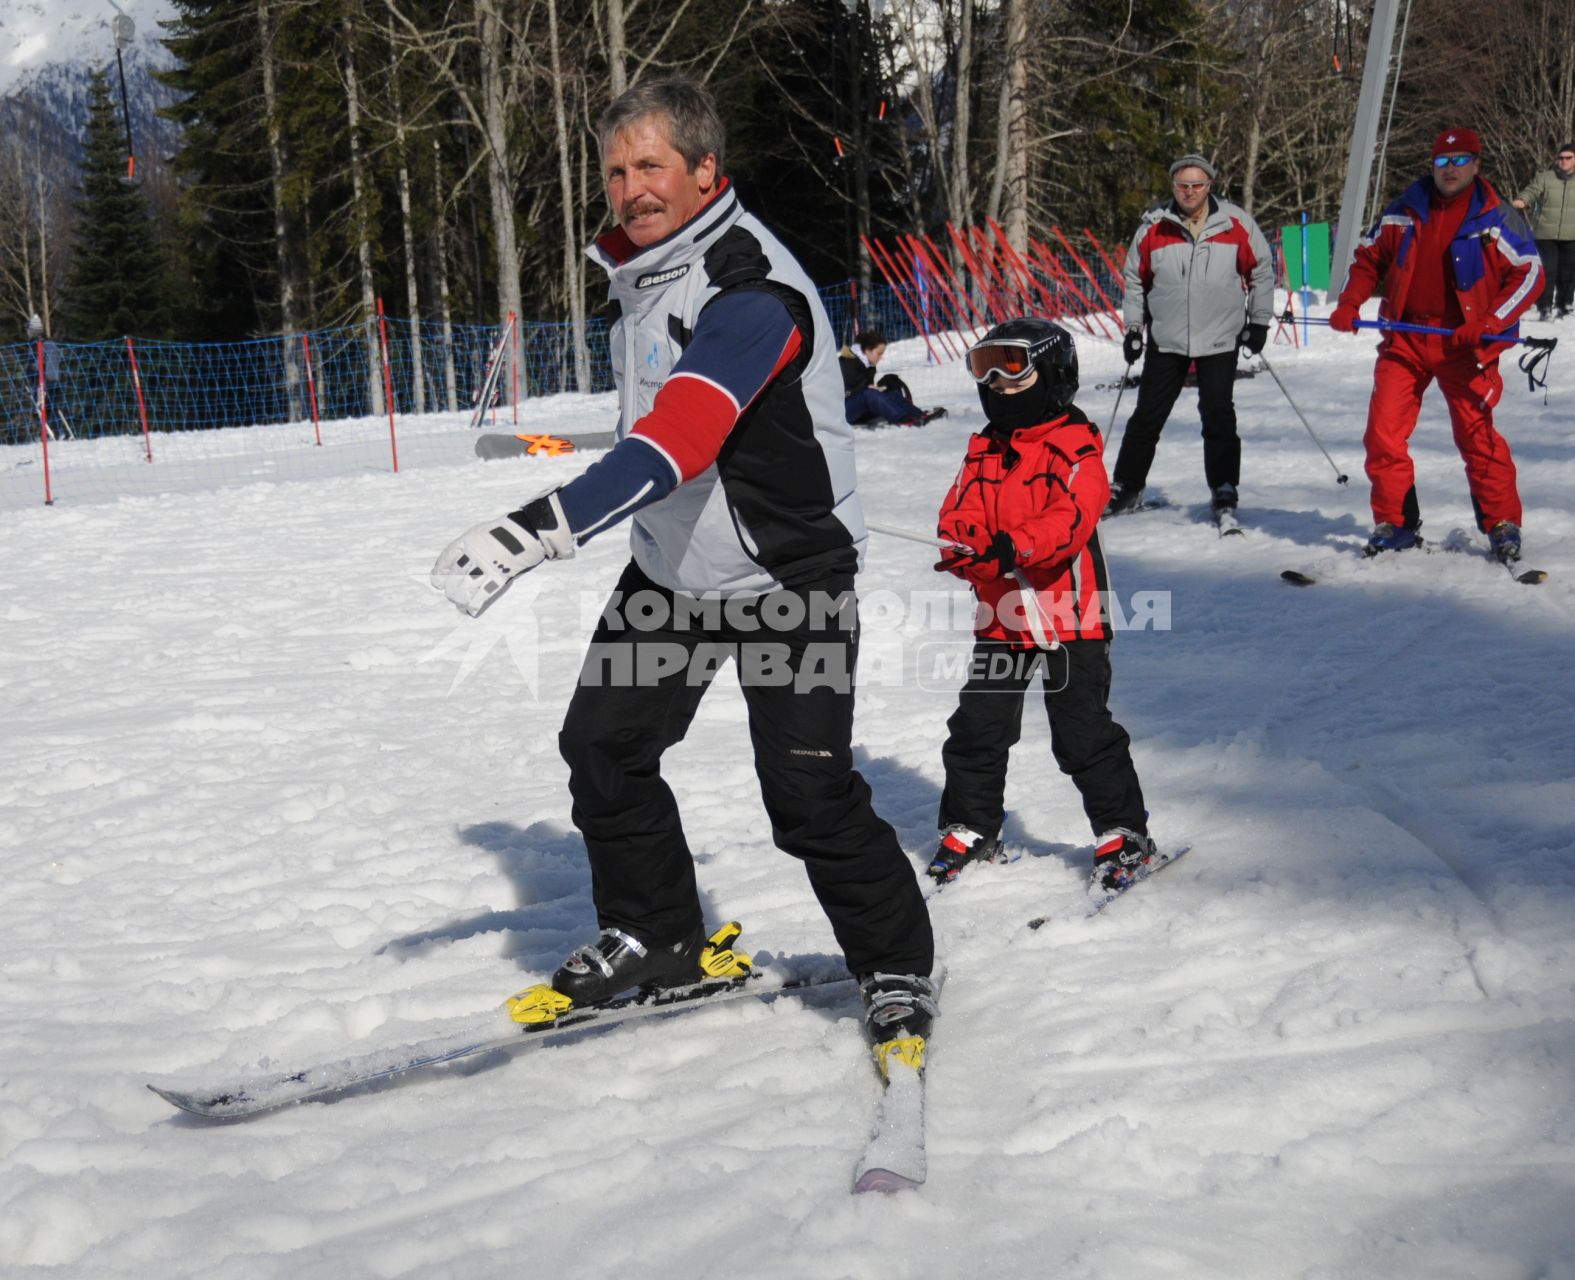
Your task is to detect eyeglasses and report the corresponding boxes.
[966,337,1052,384]
[1173,181,1210,191]
[1433,154,1475,168]
[1559,154,1575,162]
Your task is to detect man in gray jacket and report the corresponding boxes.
[1512,144,1575,320]
[1107,155,1274,529]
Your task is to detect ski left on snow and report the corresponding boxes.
[150,949,937,1195]
[149,965,850,1121]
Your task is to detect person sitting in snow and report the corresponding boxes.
[927,316,1166,906]
[838,330,945,426]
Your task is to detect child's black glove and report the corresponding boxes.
[935,530,1018,581]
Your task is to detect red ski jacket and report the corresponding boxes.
[1338,176,1542,355]
[936,408,1112,645]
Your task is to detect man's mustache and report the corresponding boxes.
[622,200,665,220]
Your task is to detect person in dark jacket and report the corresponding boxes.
[430,76,936,1076]
[1512,143,1575,320]
[925,316,1167,909]
[839,330,945,426]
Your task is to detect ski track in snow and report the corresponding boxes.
[3,307,1575,1277]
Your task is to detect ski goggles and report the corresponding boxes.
[965,335,1056,384]
[1432,154,1476,168]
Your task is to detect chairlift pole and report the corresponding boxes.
[108,2,137,179]
[1329,0,1402,296]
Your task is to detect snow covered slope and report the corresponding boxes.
[2,315,1574,1276]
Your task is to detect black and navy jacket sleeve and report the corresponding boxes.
[553,289,803,543]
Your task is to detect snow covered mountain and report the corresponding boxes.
[0,0,180,166]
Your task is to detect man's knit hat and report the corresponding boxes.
[1432,127,1481,157]
[1168,154,1216,181]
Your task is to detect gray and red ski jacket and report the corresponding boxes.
[936,408,1112,646]
[1121,195,1275,357]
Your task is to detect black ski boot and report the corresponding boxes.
[926,824,1005,883]
[551,924,709,1006]
[1091,828,1157,896]
[859,972,940,1077]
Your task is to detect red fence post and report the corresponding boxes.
[302,334,322,445]
[860,234,943,365]
[1050,225,1121,321]
[376,298,399,473]
[509,310,518,426]
[125,336,153,462]
[35,339,52,505]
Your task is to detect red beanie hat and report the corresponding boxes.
[1433,127,1481,157]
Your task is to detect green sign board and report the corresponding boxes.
[1281,221,1331,291]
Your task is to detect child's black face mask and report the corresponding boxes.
[978,372,1059,431]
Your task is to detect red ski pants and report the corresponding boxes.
[1363,332,1521,531]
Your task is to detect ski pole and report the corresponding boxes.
[1304,315,1557,346]
[1255,351,1350,485]
[865,520,1058,650]
[1306,317,1558,394]
[1103,366,1133,459]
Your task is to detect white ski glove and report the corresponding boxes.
[431,489,575,617]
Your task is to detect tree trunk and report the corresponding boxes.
[547,0,591,392]
[256,0,303,417]
[947,0,975,231]
[479,0,524,403]
[989,0,1028,253]
[606,0,628,97]
[433,139,458,413]
[342,13,384,417]
[389,42,425,414]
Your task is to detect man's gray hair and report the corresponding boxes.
[598,76,725,173]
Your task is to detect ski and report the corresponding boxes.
[474,430,614,460]
[1214,508,1244,537]
[1281,552,1546,587]
[1027,843,1191,930]
[853,1057,927,1193]
[922,846,1022,900]
[150,967,851,1121]
[1103,496,1170,518]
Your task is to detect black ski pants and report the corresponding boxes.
[938,638,1146,840]
[560,560,934,977]
[1112,346,1241,495]
[1535,239,1575,313]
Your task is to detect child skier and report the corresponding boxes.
[928,316,1164,905]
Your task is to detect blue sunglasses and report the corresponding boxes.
[1433,154,1475,168]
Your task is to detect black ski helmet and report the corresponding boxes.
[971,316,1078,425]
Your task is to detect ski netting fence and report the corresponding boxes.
[0,269,1116,509]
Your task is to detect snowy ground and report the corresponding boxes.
[3,309,1574,1278]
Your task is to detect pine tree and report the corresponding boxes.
[62,68,170,340]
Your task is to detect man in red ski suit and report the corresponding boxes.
[924,318,1163,906]
[1331,126,1542,562]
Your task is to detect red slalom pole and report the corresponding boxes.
[947,223,1006,323]
[302,334,322,445]
[126,336,153,463]
[896,239,963,358]
[376,297,399,473]
[1029,239,1111,338]
[1082,228,1126,287]
[861,234,942,364]
[1050,225,1121,322]
[36,339,52,505]
[877,238,956,357]
[986,218,1066,324]
[921,232,989,336]
[913,234,982,341]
